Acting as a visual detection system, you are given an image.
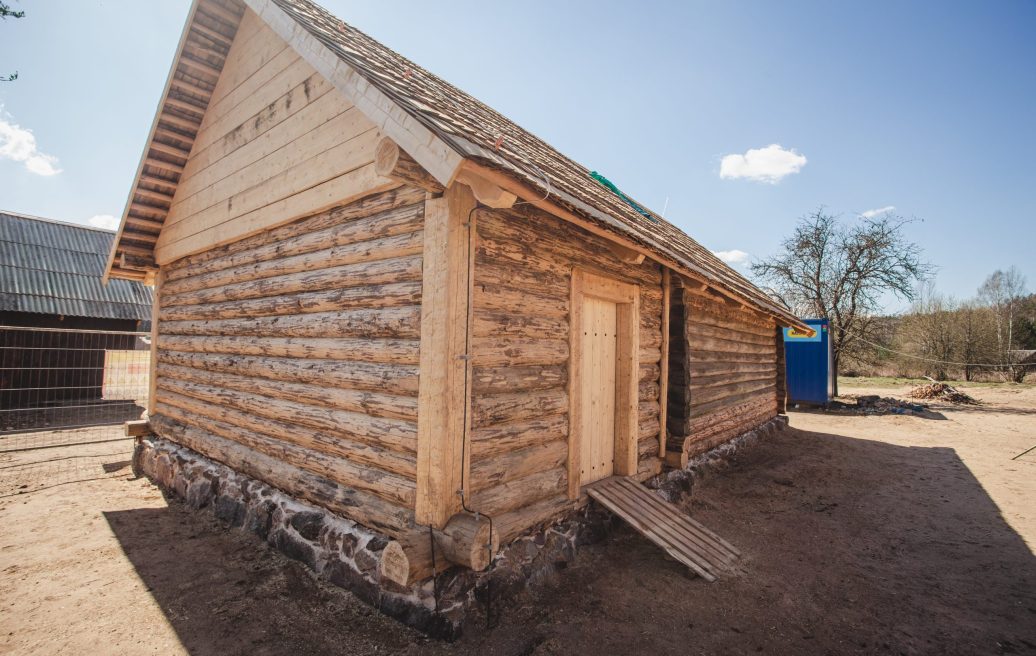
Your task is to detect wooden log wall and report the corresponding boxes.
[666,279,779,461]
[154,7,394,265]
[152,185,427,541]
[467,205,665,529]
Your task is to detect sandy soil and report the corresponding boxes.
[1,383,1034,655]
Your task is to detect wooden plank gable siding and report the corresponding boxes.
[666,280,779,464]
[154,7,394,266]
[467,204,665,523]
[152,185,426,539]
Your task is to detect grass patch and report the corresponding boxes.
[839,376,1034,389]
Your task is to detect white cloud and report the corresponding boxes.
[88,214,119,230]
[0,111,62,176]
[714,249,750,265]
[719,144,806,184]
[859,205,895,219]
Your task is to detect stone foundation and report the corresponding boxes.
[651,415,789,502]
[132,436,616,638]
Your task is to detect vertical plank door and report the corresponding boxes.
[580,295,618,485]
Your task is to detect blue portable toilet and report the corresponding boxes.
[783,318,833,406]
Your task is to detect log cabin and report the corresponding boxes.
[106,0,809,625]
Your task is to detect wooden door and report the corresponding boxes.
[579,295,618,485]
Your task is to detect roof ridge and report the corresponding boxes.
[0,210,116,233]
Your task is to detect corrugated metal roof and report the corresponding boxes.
[0,211,153,321]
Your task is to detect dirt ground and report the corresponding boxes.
[1,382,1034,655]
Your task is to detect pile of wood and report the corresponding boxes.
[907,382,980,405]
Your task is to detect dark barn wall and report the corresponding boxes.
[665,279,780,462]
[0,313,145,410]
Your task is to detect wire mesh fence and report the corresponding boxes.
[1,325,150,437]
[0,425,136,497]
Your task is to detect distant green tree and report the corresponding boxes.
[1,2,26,82]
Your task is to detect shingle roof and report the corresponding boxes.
[267,0,801,327]
[0,211,153,321]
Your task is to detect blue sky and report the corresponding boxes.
[1,0,1033,310]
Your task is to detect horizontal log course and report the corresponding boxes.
[154,400,415,505]
[157,361,417,421]
[161,251,423,307]
[688,321,776,347]
[469,466,567,517]
[691,385,777,419]
[156,376,418,453]
[157,350,419,394]
[473,284,567,317]
[471,364,566,394]
[159,280,422,321]
[472,310,567,340]
[471,337,569,367]
[691,379,777,408]
[165,186,425,281]
[688,371,778,391]
[639,416,661,441]
[164,226,424,298]
[470,412,568,460]
[150,414,415,537]
[688,349,777,364]
[154,384,416,476]
[491,494,580,546]
[469,440,568,493]
[640,363,661,383]
[639,380,660,402]
[157,334,420,365]
[160,306,422,339]
[474,260,568,299]
[685,334,775,356]
[639,346,662,364]
[472,388,568,429]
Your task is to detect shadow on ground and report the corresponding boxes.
[105,426,1036,655]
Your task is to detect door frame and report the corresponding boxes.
[568,268,640,498]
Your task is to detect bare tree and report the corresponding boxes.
[752,208,931,394]
[900,283,957,380]
[1,1,26,82]
[978,267,1028,382]
[953,301,998,381]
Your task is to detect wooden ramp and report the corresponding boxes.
[587,477,740,582]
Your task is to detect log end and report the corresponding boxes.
[437,512,500,572]
[374,137,402,178]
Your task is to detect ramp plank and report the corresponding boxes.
[587,477,740,580]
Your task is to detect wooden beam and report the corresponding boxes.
[144,157,185,174]
[658,267,671,460]
[605,241,646,264]
[124,419,151,437]
[373,137,444,194]
[178,53,223,78]
[139,172,180,188]
[455,169,517,209]
[133,187,174,205]
[415,185,477,528]
[163,95,206,116]
[148,141,190,160]
[156,111,201,132]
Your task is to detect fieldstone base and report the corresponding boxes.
[651,415,789,503]
[132,436,617,638]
